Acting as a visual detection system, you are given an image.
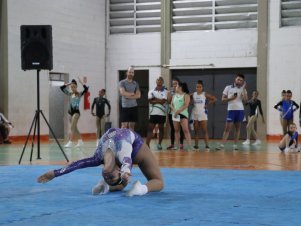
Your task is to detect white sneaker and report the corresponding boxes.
[92,180,109,195]
[75,139,84,148]
[64,141,73,148]
[215,144,224,150]
[233,144,239,150]
[284,147,291,152]
[252,139,261,145]
[126,180,148,197]
[242,139,250,145]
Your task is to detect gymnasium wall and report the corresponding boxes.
[6,0,106,136]
[4,0,301,137]
[267,0,301,135]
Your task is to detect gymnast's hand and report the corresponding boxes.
[121,172,131,184]
[37,170,55,183]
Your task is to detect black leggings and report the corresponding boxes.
[168,114,184,145]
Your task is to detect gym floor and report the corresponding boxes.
[0,138,300,170]
[1,138,301,226]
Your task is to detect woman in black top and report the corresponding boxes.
[242,91,265,145]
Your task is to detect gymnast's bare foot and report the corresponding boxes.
[37,170,55,183]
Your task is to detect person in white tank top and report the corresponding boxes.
[191,80,217,150]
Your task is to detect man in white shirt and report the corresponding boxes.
[145,76,168,150]
[216,74,248,150]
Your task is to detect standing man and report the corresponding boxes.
[216,74,248,150]
[119,66,141,131]
[91,89,111,143]
[145,76,168,150]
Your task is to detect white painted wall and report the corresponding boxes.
[106,33,161,127]
[267,0,301,135]
[171,29,257,68]
[6,0,301,138]
[7,0,106,136]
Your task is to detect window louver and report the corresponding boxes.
[172,0,258,32]
[109,0,161,34]
[281,0,301,27]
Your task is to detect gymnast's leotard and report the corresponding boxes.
[54,128,144,177]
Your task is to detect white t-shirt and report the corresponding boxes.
[192,92,206,115]
[223,85,245,111]
[148,87,168,116]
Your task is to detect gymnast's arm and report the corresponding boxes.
[37,153,102,183]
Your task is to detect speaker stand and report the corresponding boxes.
[19,69,69,164]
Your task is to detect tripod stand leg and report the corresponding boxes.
[40,110,69,162]
[19,111,38,164]
[30,114,39,162]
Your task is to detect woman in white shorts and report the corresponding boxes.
[191,80,217,150]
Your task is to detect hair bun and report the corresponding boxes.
[71,79,77,86]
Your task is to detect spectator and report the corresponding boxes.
[145,76,168,150]
[119,67,141,131]
[242,90,265,145]
[191,80,217,150]
[216,74,248,150]
[279,123,299,153]
[91,89,111,145]
[166,78,184,150]
[60,77,88,148]
[0,111,13,144]
[170,82,193,150]
[274,90,299,135]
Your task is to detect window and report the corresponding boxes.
[172,0,258,31]
[109,0,161,34]
[281,0,301,27]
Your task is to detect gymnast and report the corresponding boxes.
[37,128,164,196]
[279,123,299,153]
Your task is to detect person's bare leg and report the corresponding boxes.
[279,134,289,150]
[129,122,135,131]
[146,123,156,147]
[233,122,241,145]
[194,121,199,147]
[221,122,233,144]
[121,122,129,129]
[173,121,180,148]
[133,144,164,192]
[158,123,164,145]
[181,119,192,148]
[200,121,209,146]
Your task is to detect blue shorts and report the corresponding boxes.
[226,110,245,123]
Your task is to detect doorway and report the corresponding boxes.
[119,70,149,137]
[172,68,257,139]
[49,72,69,140]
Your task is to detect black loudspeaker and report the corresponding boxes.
[21,25,53,70]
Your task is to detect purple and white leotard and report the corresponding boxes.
[54,128,144,178]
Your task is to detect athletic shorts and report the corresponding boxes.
[226,110,244,123]
[149,115,166,124]
[191,112,208,121]
[121,106,138,123]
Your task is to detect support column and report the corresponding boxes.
[0,0,9,115]
[160,0,171,85]
[256,0,268,139]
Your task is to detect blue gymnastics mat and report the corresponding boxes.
[0,166,300,226]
